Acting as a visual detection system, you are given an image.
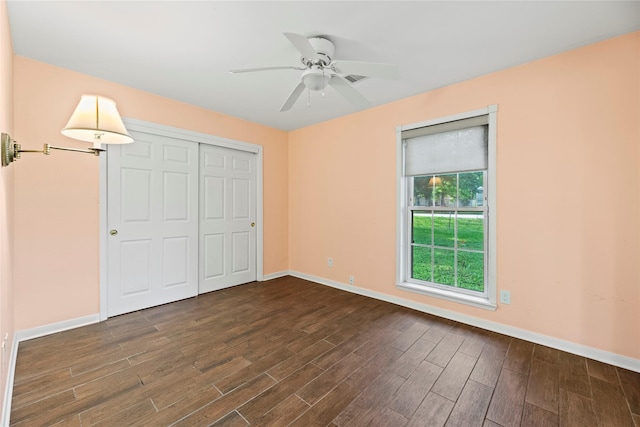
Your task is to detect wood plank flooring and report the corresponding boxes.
[10,276,640,426]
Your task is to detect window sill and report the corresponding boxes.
[397,281,497,311]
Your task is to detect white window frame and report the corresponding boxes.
[396,105,497,310]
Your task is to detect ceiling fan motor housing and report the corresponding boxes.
[303,37,335,66]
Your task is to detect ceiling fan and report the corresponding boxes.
[229,32,399,112]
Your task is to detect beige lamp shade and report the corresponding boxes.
[61,95,133,145]
[428,176,442,187]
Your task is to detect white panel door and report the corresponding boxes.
[200,144,257,293]
[107,131,199,316]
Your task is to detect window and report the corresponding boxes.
[396,106,497,310]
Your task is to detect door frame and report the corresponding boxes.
[99,118,264,321]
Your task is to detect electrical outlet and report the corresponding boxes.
[500,290,511,304]
[349,275,354,285]
[328,258,333,267]
[1,333,6,372]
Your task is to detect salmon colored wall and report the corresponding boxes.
[0,0,14,417]
[13,57,288,330]
[289,32,640,359]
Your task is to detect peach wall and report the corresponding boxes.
[289,32,640,359]
[13,57,288,330]
[0,0,13,418]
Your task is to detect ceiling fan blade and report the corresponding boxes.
[229,66,305,74]
[331,61,399,80]
[329,75,370,109]
[283,32,319,61]
[280,82,306,112]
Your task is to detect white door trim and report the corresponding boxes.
[99,118,264,321]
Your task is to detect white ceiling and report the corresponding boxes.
[7,1,640,131]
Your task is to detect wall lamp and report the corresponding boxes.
[2,94,133,167]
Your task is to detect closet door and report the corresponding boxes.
[200,144,257,293]
[107,132,199,316]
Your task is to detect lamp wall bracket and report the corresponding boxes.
[2,133,15,167]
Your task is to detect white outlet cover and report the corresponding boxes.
[500,290,511,304]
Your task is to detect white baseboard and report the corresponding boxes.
[289,271,640,373]
[261,270,290,281]
[1,333,18,427]
[15,314,100,343]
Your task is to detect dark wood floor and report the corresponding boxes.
[10,276,640,426]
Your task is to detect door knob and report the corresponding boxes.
[110,229,118,236]
[251,222,255,228]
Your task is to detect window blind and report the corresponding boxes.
[403,116,488,176]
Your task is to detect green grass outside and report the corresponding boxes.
[411,214,484,292]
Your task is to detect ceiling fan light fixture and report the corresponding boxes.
[301,67,330,91]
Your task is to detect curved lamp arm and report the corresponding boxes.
[2,133,104,167]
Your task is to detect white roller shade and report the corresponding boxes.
[404,117,488,176]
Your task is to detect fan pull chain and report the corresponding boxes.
[307,88,311,108]
[322,69,326,97]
